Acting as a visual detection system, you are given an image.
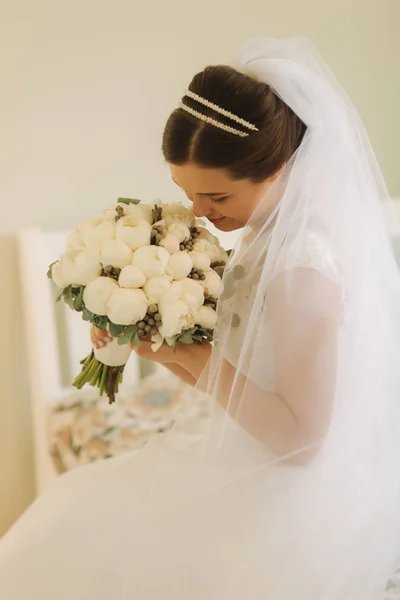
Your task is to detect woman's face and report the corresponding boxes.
[169,162,278,232]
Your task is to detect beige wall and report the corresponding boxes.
[0,0,398,534]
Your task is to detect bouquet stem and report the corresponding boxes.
[73,351,125,404]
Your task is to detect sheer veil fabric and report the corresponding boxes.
[1,38,400,599]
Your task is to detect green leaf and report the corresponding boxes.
[177,331,194,344]
[92,315,109,330]
[195,327,213,342]
[130,331,140,347]
[117,324,138,345]
[192,333,204,343]
[109,323,127,337]
[213,266,225,278]
[82,308,94,321]
[73,287,84,312]
[226,249,233,257]
[47,261,57,279]
[117,197,141,205]
[62,286,74,309]
[55,291,63,302]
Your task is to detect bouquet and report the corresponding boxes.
[48,198,228,403]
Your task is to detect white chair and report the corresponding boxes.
[18,228,141,497]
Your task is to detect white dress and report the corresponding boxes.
[0,229,397,600]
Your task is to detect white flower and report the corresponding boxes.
[118,265,146,289]
[194,305,217,329]
[150,332,164,352]
[158,281,183,306]
[167,251,193,280]
[132,246,170,278]
[179,278,205,310]
[158,300,194,338]
[192,238,221,263]
[188,251,211,271]
[160,233,180,254]
[161,203,194,227]
[100,239,133,269]
[143,276,172,303]
[83,277,119,315]
[53,250,102,287]
[167,222,191,243]
[102,202,152,224]
[201,269,224,298]
[83,220,115,249]
[116,216,152,251]
[196,226,219,245]
[51,260,70,289]
[106,288,148,325]
[65,230,86,252]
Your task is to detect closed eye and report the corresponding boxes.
[210,195,230,204]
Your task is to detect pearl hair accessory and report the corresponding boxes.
[179,90,259,137]
[179,103,250,137]
[185,90,259,131]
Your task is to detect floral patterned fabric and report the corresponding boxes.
[50,373,208,472]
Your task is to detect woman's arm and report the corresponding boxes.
[96,268,341,461]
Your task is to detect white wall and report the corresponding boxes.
[0,0,398,534]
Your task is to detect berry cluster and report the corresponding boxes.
[188,267,206,281]
[114,205,125,222]
[151,223,165,246]
[137,304,162,338]
[179,226,200,251]
[101,265,121,281]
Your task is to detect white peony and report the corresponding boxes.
[158,281,182,306]
[143,276,172,303]
[167,222,190,243]
[192,238,221,263]
[118,265,146,289]
[160,233,180,254]
[116,215,152,251]
[167,251,193,280]
[65,230,86,252]
[83,277,119,315]
[100,239,133,269]
[201,269,224,298]
[161,203,194,227]
[179,278,205,310]
[196,226,220,246]
[53,250,102,288]
[158,300,194,338]
[188,250,211,271]
[102,202,152,225]
[132,246,170,278]
[83,220,115,249]
[51,260,70,289]
[194,305,217,329]
[106,288,148,325]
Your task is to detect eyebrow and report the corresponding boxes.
[172,178,228,197]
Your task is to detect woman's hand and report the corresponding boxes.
[90,325,113,350]
[90,325,212,386]
[134,339,212,383]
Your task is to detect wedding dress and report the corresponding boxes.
[1,38,400,600]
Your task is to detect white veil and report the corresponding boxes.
[1,37,400,600]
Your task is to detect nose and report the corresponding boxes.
[191,196,212,218]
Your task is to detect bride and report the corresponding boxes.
[1,37,400,600]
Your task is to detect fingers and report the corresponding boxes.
[90,325,113,350]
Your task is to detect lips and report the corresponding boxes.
[209,217,226,225]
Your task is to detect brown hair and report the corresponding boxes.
[162,66,306,183]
